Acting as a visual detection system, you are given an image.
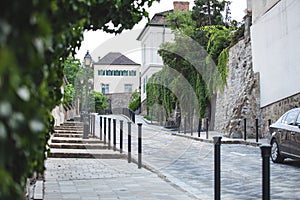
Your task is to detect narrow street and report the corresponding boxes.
[96,114,300,199]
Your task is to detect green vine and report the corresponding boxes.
[217,48,229,87]
[147,1,237,121]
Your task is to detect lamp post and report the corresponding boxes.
[83,50,92,139]
[79,77,84,122]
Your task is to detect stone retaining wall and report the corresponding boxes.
[261,93,300,136]
[215,39,261,138]
[106,93,132,110]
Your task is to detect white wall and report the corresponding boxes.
[251,0,300,107]
[251,0,280,23]
[141,65,164,102]
[93,64,140,94]
[140,25,174,102]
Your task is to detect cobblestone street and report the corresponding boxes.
[96,115,300,199]
[44,115,300,199]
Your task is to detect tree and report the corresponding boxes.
[63,56,81,85]
[128,90,141,112]
[63,84,75,106]
[0,0,158,198]
[88,91,108,113]
[192,0,228,27]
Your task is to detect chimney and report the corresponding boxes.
[173,1,190,12]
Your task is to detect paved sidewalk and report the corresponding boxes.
[44,158,196,200]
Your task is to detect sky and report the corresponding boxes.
[75,0,247,62]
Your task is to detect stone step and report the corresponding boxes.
[55,125,83,129]
[54,128,83,132]
[49,143,108,149]
[48,148,126,159]
[62,122,83,127]
[54,130,83,134]
[53,133,83,138]
[51,137,101,144]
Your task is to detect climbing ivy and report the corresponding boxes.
[217,48,229,88]
[149,1,241,121]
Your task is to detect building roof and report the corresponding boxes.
[150,10,173,25]
[94,52,140,65]
[136,10,173,41]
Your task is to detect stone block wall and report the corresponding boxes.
[261,93,300,136]
[106,93,132,110]
[214,39,261,138]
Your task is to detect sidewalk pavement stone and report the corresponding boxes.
[44,158,196,200]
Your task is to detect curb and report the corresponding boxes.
[140,116,267,147]
[171,133,264,147]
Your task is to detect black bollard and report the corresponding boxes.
[91,115,93,135]
[120,120,123,153]
[104,117,106,144]
[83,114,89,139]
[138,123,143,168]
[213,136,222,200]
[92,115,95,137]
[190,116,193,136]
[100,116,102,141]
[113,119,116,151]
[108,118,111,149]
[244,118,247,141]
[128,122,132,163]
[198,118,202,137]
[184,116,186,134]
[256,118,259,143]
[260,144,271,200]
[88,114,91,134]
[268,119,272,135]
[206,118,209,139]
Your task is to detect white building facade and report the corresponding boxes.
[137,1,190,114]
[93,52,140,95]
[250,0,300,108]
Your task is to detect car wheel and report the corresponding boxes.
[271,139,284,163]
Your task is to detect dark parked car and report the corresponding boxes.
[270,108,300,163]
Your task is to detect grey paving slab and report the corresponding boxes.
[44,158,195,200]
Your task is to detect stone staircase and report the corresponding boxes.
[48,121,126,159]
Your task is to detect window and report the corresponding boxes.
[106,70,112,76]
[129,70,136,76]
[282,110,298,125]
[124,84,132,93]
[114,70,120,76]
[98,70,105,76]
[102,84,109,94]
[143,44,146,65]
[143,76,148,94]
[123,70,128,76]
[296,113,300,125]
